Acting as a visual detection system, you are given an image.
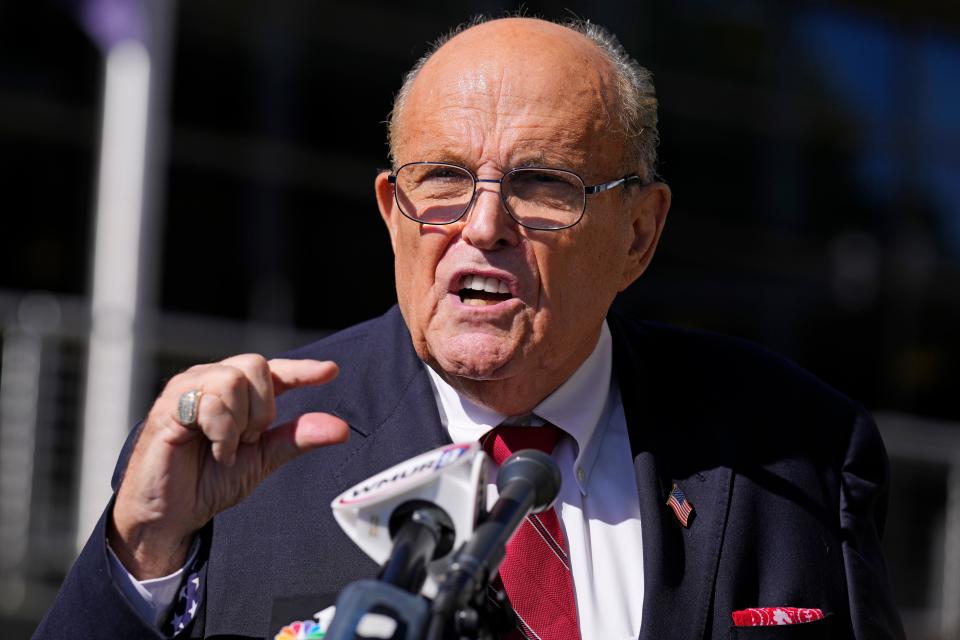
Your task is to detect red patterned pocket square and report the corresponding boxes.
[732,607,825,626]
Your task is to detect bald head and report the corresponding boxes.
[388,17,660,177]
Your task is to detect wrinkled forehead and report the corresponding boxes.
[395,20,624,168]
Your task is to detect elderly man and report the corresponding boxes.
[37,17,903,640]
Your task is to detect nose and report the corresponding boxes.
[460,181,520,249]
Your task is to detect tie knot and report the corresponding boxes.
[482,424,564,465]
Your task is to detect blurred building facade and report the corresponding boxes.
[0,1,958,638]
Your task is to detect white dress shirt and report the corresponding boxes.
[111,322,645,639]
[425,321,645,640]
[107,536,200,627]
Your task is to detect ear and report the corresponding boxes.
[619,181,671,291]
[375,171,399,253]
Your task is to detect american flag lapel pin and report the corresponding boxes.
[666,482,694,528]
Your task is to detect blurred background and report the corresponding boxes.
[0,0,957,637]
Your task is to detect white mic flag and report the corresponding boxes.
[331,442,490,597]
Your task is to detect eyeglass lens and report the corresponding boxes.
[393,163,585,229]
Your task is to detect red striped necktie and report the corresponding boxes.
[482,425,582,640]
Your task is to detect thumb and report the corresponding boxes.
[260,412,350,473]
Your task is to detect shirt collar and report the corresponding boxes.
[424,321,613,494]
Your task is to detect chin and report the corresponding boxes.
[427,335,520,382]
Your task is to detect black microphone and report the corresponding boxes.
[428,449,561,638]
[378,500,455,593]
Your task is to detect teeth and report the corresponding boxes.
[460,274,509,294]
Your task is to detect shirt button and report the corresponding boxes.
[576,467,586,483]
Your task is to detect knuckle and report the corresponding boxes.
[164,369,195,394]
[202,392,227,417]
[201,411,238,442]
[207,391,251,432]
[219,366,246,393]
[203,391,221,410]
[183,362,210,377]
[226,353,268,374]
[243,353,269,370]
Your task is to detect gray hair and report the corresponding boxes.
[386,16,661,179]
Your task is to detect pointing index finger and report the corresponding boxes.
[268,359,340,396]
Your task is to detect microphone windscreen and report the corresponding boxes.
[496,449,561,512]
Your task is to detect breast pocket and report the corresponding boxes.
[729,615,832,640]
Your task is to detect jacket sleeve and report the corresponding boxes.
[839,409,905,640]
[33,424,207,639]
[32,500,179,639]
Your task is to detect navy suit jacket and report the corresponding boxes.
[35,306,904,639]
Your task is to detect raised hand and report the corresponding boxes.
[108,355,350,579]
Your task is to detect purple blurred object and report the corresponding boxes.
[71,0,147,50]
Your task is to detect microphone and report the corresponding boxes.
[324,443,490,640]
[330,441,490,597]
[326,445,560,640]
[428,449,561,636]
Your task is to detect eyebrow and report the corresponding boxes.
[412,148,472,167]
[510,153,551,169]
[432,153,473,167]
[509,148,590,172]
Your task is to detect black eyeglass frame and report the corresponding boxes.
[386,161,644,231]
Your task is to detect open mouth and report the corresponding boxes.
[458,274,513,306]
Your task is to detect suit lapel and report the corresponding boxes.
[329,307,452,490]
[610,313,733,640]
[632,454,732,640]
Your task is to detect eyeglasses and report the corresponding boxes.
[387,162,642,231]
